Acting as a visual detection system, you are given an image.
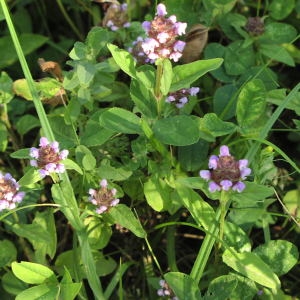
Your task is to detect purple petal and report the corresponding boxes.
[240,168,251,179]
[209,181,221,192]
[39,169,48,178]
[220,180,233,191]
[156,3,167,16]
[96,206,107,214]
[111,199,119,206]
[100,179,108,188]
[56,164,65,173]
[157,32,170,43]
[168,15,177,23]
[208,155,219,169]
[51,141,59,152]
[30,160,38,167]
[238,159,248,169]
[174,22,187,35]
[189,87,200,96]
[199,170,211,180]
[220,145,230,156]
[39,137,49,147]
[30,148,39,159]
[45,163,56,172]
[88,188,96,196]
[59,150,69,160]
[232,181,246,192]
[169,51,182,62]
[173,40,186,52]
[142,21,151,32]
[166,95,176,103]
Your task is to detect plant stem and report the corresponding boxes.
[218,190,229,250]
[154,63,163,116]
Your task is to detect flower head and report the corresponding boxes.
[0,172,25,212]
[199,145,251,193]
[157,279,178,300]
[140,3,187,62]
[88,179,119,214]
[166,87,200,108]
[29,137,69,178]
[102,3,130,31]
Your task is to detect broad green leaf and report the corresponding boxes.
[98,159,132,181]
[204,43,235,83]
[224,41,255,75]
[204,275,238,300]
[259,22,297,44]
[15,115,40,136]
[175,183,215,231]
[13,78,63,102]
[76,61,96,85]
[236,79,267,136]
[69,42,89,60]
[130,79,157,118]
[15,284,59,300]
[165,272,201,300]
[63,159,83,175]
[224,222,252,252]
[153,115,200,146]
[144,176,172,212]
[260,44,295,66]
[59,268,82,300]
[253,240,299,276]
[10,148,31,159]
[0,240,17,267]
[107,43,137,79]
[18,168,42,186]
[99,107,143,134]
[269,0,295,20]
[213,84,238,120]
[75,145,96,171]
[222,248,281,289]
[158,58,173,96]
[12,262,56,285]
[0,71,14,103]
[1,271,28,295]
[282,189,300,220]
[171,58,223,91]
[0,34,48,68]
[198,113,237,138]
[178,139,209,172]
[108,204,146,238]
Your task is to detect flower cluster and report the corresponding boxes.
[166,87,200,108]
[0,172,25,212]
[88,179,119,214]
[102,3,130,31]
[140,3,187,62]
[157,279,178,300]
[128,36,151,64]
[29,137,69,178]
[200,145,251,193]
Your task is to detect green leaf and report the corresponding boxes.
[15,284,59,300]
[130,79,157,118]
[10,148,31,159]
[269,0,295,20]
[75,145,96,171]
[98,159,132,181]
[260,44,295,66]
[18,168,42,186]
[0,71,14,103]
[198,113,236,138]
[0,122,8,152]
[108,204,146,238]
[204,275,238,300]
[224,41,255,75]
[236,79,267,136]
[222,248,281,289]
[283,189,300,219]
[227,273,257,300]
[99,107,143,134]
[144,176,172,212]
[153,115,200,146]
[0,240,17,267]
[165,272,201,300]
[0,34,48,68]
[253,240,299,276]
[260,22,297,44]
[63,159,83,175]
[175,183,216,231]
[159,58,173,96]
[59,268,82,300]
[171,58,223,91]
[76,61,96,85]
[178,139,209,172]
[2,271,28,295]
[15,115,40,136]
[12,262,56,285]
[107,43,137,79]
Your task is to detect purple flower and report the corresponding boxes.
[102,2,130,31]
[166,86,200,108]
[140,3,187,62]
[0,172,25,212]
[88,179,119,214]
[199,145,251,193]
[29,137,69,178]
[157,279,178,300]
